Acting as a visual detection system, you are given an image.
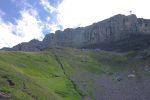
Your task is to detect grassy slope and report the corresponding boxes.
[54,48,144,75]
[64,49,148,73]
[0,51,81,100]
[0,48,149,100]
[52,48,149,99]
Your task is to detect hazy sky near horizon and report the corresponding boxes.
[0,0,150,48]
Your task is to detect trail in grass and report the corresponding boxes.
[54,54,83,98]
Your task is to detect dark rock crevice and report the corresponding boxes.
[54,54,84,98]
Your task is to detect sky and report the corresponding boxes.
[0,0,150,48]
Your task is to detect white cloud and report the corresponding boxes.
[39,0,62,33]
[57,0,150,29]
[40,0,58,13]
[0,0,62,49]
[0,18,20,48]
[15,9,44,39]
[1,0,150,49]
[12,0,33,9]
[45,22,60,33]
[0,9,44,48]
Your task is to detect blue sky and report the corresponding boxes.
[0,0,150,48]
[0,0,63,48]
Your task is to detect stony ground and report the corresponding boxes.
[55,48,150,100]
[72,70,150,100]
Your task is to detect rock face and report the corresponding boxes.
[2,39,42,51]
[2,14,150,51]
[41,14,150,51]
[13,39,42,51]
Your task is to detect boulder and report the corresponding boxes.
[128,74,136,78]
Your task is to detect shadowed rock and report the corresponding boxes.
[0,92,11,99]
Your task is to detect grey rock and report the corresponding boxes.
[3,14,150,51]
[41,14,150,51]
[144,65,150,72]
[12,39,42,51]
[128,74,136,78]
[115,76,123,81]
[0,92,11,99]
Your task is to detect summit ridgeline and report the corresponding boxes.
[3,14,150,52]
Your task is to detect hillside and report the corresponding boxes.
[0,48,150,100]
[0,51,81,100]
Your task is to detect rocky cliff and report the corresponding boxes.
[2,39,42,51]
[3,14,150,51]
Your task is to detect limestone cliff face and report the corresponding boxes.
[12,39,42,51]
[3,14,150,51]
[42,14,150,49]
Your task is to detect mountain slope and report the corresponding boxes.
[0,48,150,100]
[50,48,150,100]
[0,51,81,100]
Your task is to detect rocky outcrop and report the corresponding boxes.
[2,14,150,51]
[41,14,150,51]
[13,39,42,51]
[2,39,42,51]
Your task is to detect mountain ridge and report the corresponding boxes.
[2,14,150,52]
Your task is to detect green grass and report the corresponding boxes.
[0,51,81,100]
[52,48,146,75]
[0,48,148,100]
[50,48,148,99]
